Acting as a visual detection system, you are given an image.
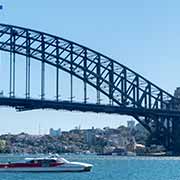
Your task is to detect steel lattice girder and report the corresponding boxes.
[0,24,175,110]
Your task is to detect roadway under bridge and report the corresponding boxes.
[0,24,180,154]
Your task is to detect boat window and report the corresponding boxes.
[28,160,34,163]
[27,160,39,164]
[26,158,62,164]
[49,159,56,163]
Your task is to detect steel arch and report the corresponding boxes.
[0,24,180,153]
[0,24,175,109]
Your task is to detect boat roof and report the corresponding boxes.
[25,157,69,163]
[25,157,58,161]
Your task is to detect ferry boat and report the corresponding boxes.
[0,156,93,172]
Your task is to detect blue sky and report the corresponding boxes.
[0,0,179,134]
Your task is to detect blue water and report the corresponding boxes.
[0,155,180,180]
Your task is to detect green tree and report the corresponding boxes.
[0,140,6,152]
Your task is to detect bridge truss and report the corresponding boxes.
[0,24,180,153]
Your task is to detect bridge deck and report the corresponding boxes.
[0,97,179,118]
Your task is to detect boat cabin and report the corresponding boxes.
[25,158,68,166]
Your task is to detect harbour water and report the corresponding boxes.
[0,155,180,180]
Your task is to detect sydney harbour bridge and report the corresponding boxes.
[0,24,180,154]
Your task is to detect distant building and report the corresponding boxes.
[0,90,3,97]
[85,127,96,146]
[108,134,129,147]
[49,128,61,137]
[127,120,135,130]
[174,87,180,98]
